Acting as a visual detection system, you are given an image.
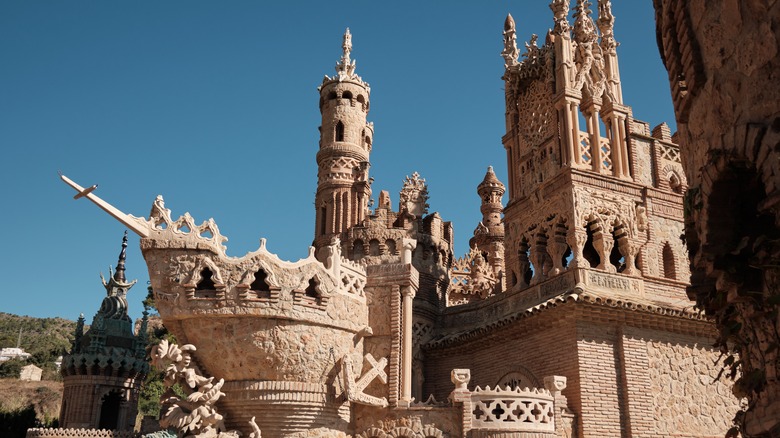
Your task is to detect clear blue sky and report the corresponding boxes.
[0,1,675,324]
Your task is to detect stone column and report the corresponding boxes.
[566,225,590,269]
[400,285,416,406]
[401,238,416,265]
[583,100,602,172]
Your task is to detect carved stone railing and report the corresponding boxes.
[657,141,680,163]
[338,256,367,297]
[26,429,140,438]
[449,369,574,437]
[470,386,555,433]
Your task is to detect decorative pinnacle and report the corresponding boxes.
[114,231,128,283]
[343,28,352,62]
[573,0,598,43]
[501,14,519,68]
[335,28,357,79]
[597,0,617,51]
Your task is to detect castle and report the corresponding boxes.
[40,1,746,437]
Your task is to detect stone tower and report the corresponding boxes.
[314,28,374,250]
[469,166,506,281]
[501,0,683,290]
[59,232,149,431]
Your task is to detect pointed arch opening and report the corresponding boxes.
[250,269,271,299]
[195,268,217,298]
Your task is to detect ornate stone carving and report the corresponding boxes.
[341,353,389,407]
[151,340,243,438]
[399,172,429,218]
[501,14,519,68]
[572,0,610,101]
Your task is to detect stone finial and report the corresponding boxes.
[573,0,598,44]
[549,0,570,34]
[597,0,617,52]
[544,375,567,395]
[501,14,519,68]
[335,28,358,81]
[451,368,471,390]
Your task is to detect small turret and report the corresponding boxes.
[469,166,505,281]
[59,232,149,431]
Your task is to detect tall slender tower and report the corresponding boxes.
[469,166,506,279]
[314,29,373,249]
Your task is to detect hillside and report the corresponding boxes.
[0,312,76,378]
[0,378,62,423]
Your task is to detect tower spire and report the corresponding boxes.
[114,230,128,283]
[334,28,358,81]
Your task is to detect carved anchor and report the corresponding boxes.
[341,353,388,407]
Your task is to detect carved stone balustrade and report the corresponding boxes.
[470,386,555,433]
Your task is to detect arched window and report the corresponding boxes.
[385,239,397,255]
[335,121,345,142]
[328,91,337,100]
[342,90,353,100]
[662,243,676,280]
[369,239,380,256]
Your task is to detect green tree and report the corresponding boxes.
[0,358,26,378]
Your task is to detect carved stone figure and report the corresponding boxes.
[151,340,240,438]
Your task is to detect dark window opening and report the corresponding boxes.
[369,239,380,256]
[335,121,345,142]
[342,90,353,100]
[662,243,676,280]
[305,278,320,302]
[385,239,396,255]
[194,268,217,298]
[319,207,327,236]
[251,270,271,299]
